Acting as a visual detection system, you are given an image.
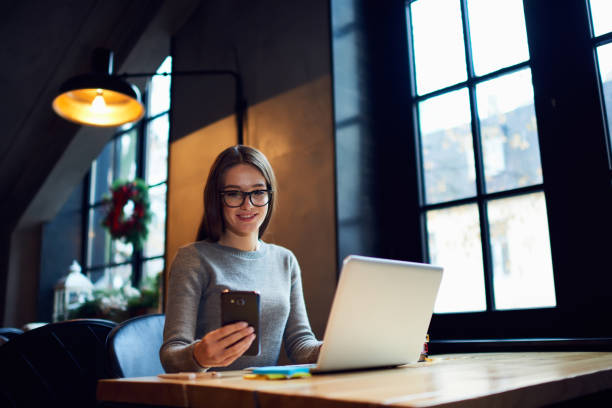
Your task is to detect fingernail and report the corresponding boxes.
[240,322,248,328]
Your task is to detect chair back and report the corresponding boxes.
[0,318,115,408]
[106,313,165,378]
[0,327,23,341]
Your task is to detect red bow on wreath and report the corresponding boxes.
[102,179,152,250]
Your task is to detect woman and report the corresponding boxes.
[160,145,322,373]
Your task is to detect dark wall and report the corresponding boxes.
[37,182,84,322]
[171,0,332,142]
[331,0,421,268]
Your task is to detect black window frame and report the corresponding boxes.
[408,0,549,315]
[81,62,171,290]
[405,0,612,339]
[331,0,612,341]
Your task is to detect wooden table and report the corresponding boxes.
[97,352,612,407]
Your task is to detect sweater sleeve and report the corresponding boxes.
[159,246,209,373]
[282,252,323,364]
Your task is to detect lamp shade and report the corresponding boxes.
[52,73,145,127]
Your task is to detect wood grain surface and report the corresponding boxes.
[97,352,612,407]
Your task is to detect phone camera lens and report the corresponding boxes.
[236,298,246,306]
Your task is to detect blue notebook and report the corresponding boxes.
[251,364,314,376]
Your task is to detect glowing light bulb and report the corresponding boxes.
[91,89,107,113]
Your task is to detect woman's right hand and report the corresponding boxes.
[193,321,255,368]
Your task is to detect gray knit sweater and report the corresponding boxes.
[160,240,322,373]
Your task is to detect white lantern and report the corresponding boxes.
[52,260,93,322]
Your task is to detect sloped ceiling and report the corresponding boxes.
[0,0,202,326]
[0,0,199,234]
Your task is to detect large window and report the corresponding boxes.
[407,0,555,314]
[85,57,171,292]
[331,0,612,340]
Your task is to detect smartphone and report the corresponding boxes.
[220,290,260,356]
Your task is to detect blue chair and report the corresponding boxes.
[106,313,165,378]
[0,327,23,341]
[0,335,8,346]
[0,318,115,408]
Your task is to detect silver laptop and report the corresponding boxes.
[311,255,443,373]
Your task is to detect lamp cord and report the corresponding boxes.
[118,69,246,144]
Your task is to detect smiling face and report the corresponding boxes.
[220,163,269,244]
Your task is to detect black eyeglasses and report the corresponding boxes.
[220,189,272,207]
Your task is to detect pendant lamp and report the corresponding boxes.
[52,48,145,127]
[53,48,246,143]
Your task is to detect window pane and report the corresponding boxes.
[110,264,133,289]
[419,89,476,204]
[488,192,556,310]
[331,23,360,123]
[86,268,105,286]
[87,206,111,267]
[148,56,172,117]
[118,122,136,133]
[143,258,164,288]
[115,130,137,182]
[111,239,133,264]
[427,204,486,313]
[145,115,169,186]
[467,0,530,76]
[90,142,113,204]
[410,0,467,95]
[596,43,612,158]
[141,258,163,311]
[144,183,167,258]
[476,68,543,192]
[589,0,612,37]
[92,264,133,290]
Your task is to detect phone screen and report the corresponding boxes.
[220,290,260,356]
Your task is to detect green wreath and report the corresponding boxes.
[102,179,152,250]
